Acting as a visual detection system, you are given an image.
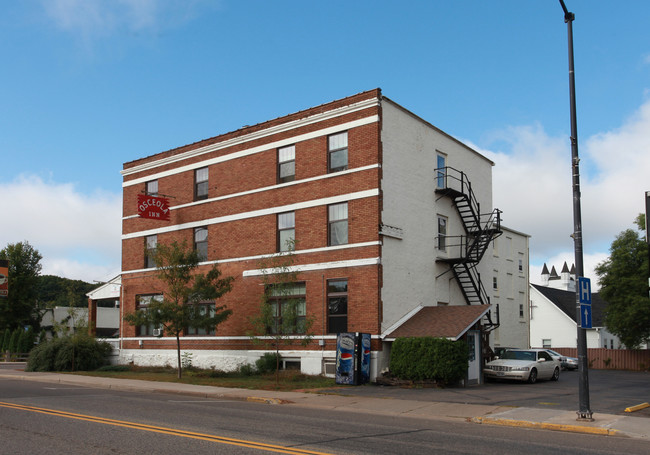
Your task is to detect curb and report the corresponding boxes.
[472,416,619,437]
[246,396,292,405]
[625,402,650,413]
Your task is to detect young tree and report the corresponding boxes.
[0,241,43,330]
[595,215,650,349]
[124,240,233,378]
[248,242,313,384]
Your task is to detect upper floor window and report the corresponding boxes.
[194,227,208,261]
[328,203,348,246]
[436,153,447,188]
[327,279,348,334]
[195,167,209,201]
[518,258,523,273]
[437,215,447,251]
[145,180,158,196]
[266,282,306,334]
[278,145,295,183]
[145,235,157,268]
[278,212,295,252]
[328,132,348,173]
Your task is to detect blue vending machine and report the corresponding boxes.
[336,333,371,385]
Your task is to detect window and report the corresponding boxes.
[145,180,158,196]
[519,303,524,318]
[328,132,348,173]
[518,258,523,273]
[437,215,447,251]
[278,212,295,252]
[195,167,209,201]
[136,294,163,336]
[327,279,348,333]
[493,276,498,290]
[278,145,295,183]
[328,203,348,246]
[267,283,306,334]
[542,339,551,348]
[436,153,446,188]
[186,303,216,335]
[194,227,208,261]
[145,235,157,268]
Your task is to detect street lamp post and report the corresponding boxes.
[558,0,593,421]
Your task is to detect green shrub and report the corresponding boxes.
[26,334,112,372]
[389,337,468,386]
[8,329,21,353]
[239,363,256,376]
[256,352,280,374]
[1,329,8,351]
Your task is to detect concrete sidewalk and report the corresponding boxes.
[1,366,648,440]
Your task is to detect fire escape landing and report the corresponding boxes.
[435,166,502,332]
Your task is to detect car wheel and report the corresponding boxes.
[528,368,538,384]
[551,367,560,381]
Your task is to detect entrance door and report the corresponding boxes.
[466,330,481,385]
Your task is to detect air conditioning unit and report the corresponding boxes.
[152,328,162,337]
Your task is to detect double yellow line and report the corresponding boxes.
[0,401,333,455]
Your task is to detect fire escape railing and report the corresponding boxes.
[435,166,502,331]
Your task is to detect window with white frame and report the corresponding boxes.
[542,339,552,348]
[437,215,447,251]
[136,294,163,336]
[145,180,158,196]
[278,212,295,252]
[195,167,209,201]
[278,145,295,183]
[327,279,348,334]
[328,132,348,173]
[436,153,447,188]
[266,282,306,334]
[328,203,348,246]
[145,235,157,268]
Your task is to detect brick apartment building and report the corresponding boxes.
[119,88,502,381]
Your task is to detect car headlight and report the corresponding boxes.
[510,367,529,371]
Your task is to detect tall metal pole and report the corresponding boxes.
[559,0,592,421]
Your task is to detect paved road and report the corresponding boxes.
[318,369,650,417]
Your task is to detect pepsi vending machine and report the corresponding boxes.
[336,332,371,385]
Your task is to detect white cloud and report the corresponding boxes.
[472,98,650,288]
[0,174,121,283]
[41,0,217,39]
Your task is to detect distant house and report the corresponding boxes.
[86,275,121,338]
[529,263,622,349]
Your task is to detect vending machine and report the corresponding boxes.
[336,332,371,385]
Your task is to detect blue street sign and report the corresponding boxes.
[580,304,592,329]
[578,277,591,305]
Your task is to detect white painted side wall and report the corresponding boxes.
[491,227,530,349]
[529,286,577,348]
[379,100,496,330]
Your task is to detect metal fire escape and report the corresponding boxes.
[435,166,502,332]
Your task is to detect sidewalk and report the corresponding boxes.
[1,366,648,440]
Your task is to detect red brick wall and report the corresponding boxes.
[120,92,384,353]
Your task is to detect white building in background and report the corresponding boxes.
[490,226,530,350]
[530,263,623,349]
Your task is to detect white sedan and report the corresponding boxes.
[484,349,561,383]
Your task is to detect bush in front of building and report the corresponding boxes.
[26,333,112,372]
[389,337,469,386]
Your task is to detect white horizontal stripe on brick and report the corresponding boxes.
[242,257,380,277]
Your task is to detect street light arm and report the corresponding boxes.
[559,0,575,22]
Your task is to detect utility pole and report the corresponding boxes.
[558,0,592,421]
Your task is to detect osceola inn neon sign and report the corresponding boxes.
[137,194,170,221]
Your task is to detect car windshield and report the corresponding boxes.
[502,350,536,361]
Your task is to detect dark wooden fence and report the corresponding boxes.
[554,348,650,371]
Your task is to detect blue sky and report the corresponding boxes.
[1,0,649,286]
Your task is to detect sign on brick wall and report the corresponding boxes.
[137,194,170,221]
[0,259,8,298]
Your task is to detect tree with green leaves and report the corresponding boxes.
[124,240,234,378]
[595,214,650,349]
[0,241,42,330]
[248,241,314,384]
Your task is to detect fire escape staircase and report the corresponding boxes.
[435,166,502,332]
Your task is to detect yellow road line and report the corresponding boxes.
[0,401,333,455]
